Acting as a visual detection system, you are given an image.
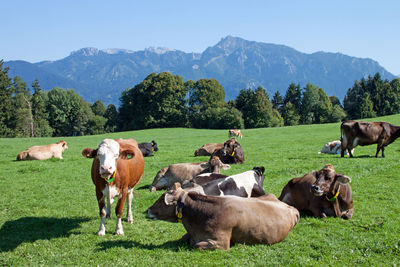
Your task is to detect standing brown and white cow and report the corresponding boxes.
[278,164,353,219]
[228,129,243,139]
[82,138,144,236]
[341,120,400,158]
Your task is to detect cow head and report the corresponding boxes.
[151,140,159,152]
[200,156,230,174]
[147,183,185,222]
[58,140,68,151]
[310,164,351,198]
[222,138,239,156]
[82,139,135,179]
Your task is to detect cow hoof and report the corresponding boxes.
[150,186,156,192]
[114,230,124,236]
[97,230,106,236]
[127,218,133,224]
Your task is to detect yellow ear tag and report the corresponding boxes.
[231,151,235,156]
[177,212,182,223]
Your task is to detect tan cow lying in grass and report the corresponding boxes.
[17,140,68,161]
[147,183,299,250]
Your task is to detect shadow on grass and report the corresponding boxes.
[96,239,190,252]
[0,216,91,252]
[136,185,151,190]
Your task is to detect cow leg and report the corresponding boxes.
[381,146,385,158]
[348,148,354,158]
[96,189,107,236]
[126,188,133,224]
[341,208,354,220]
[340,145,345,157]
[375,145,383,158]
[106,194,112,219]
[114,192,127,236]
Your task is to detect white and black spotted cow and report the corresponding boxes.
[183,166,266,197]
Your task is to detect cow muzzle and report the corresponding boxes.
[311,185,324,196]
[147,209,157,220]
[100,166,115,178]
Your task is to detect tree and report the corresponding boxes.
[343,80,364,119]
[271,90,284,113]
[91,100,106,116]
[46,87,84,136]
[118,72,188,130]
[235,87,283,128]
[104,104,118,132]
[191,106,244,129]
[0,61,14,136]
[281,102,300,126]
[187,78,226,113]
[300,84,332,124]
[284,83,302,113]
[11,76,33,137]
[31,79,53,137]
[359,92,376,119]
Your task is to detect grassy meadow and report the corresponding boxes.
[1,115,400,266]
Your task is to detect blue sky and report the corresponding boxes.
[2,0,399,75]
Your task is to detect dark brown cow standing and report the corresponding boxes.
[278,164,353,219]
[148,183,299,250]
[341,120,400,158]
[82,138,144,236]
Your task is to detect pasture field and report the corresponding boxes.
[1,115,400,266]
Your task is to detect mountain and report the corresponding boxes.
[4,36,396,106]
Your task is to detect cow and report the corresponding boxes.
[211,138,245,164]
[148,166,267,243]
[228,129,243,139]
[340,120,400,158]
[138,140,158,157]
[182,166,266,197]
[147,183,299,250]
[278,164,353,219]
[82,138,144,236]
[194,142,223,156]
[318,140,354,155]
[149,156,230,192]
[16,140,68,161]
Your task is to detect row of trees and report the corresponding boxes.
[343,73,400,119]
[0,61,118,137]
[1,59,400,137]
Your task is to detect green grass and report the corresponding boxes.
[1,116,400,266]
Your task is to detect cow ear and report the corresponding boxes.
[200,162,210,169]
[164,192,177,205]
[336,174,351,184]
[312,171,318,178]
[222,164,231,170]
[82,148,97,158]
[120,149,135,160]
[172,182,182,190]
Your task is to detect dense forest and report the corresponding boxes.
[1,60,399,137]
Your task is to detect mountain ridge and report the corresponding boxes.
[4,36,396,105]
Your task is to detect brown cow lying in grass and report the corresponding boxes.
[147,183,299,250]
[17,140,68,160]
[278,164,353,219]
[194,142,224,156]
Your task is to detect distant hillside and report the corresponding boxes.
[4,36,396,106]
